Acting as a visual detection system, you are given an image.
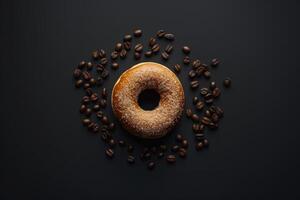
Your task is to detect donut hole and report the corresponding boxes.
[138,89,160,110]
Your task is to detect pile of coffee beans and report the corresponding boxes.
[72,28,232,170]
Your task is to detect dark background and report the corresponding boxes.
[1,0,300,199]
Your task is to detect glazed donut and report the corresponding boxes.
[111,62,185,139]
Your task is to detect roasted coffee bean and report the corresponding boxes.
[192,123,201,133]
[158,152,164,158]
[161,51,169,60]
[96,111,104,119]
[100,57,108,66]
[171,145,180,152]
[119,140,126,147]
[108,122,115,130]
[144,152,151,160]
[178,148,187,158]
[75,79,83,88]
[101,88,107,98]
[133,29,142,37]
[123,34,132,42]
[120,49,127,59]
[204,70,211,79]
[196,101,205,110]
[164,33,175,41]
[192,59,201,69]
[212,87,221,98]
[100,132,109,142]
[181,139,188,148]
[82,118,91,126]
[151,43,160,53]
[210,81,217,90]
[85,108,92,116]
[186,108,192,118]
[192,113,200,122]
[203,139,209,147]
[111,62,119,70]
[190,80,199,89]
[211,113,219,123]
[215,106,224,117]
[87,122,95,131]
[82,71,91,81]
[165,44,173,54]
[83,83,91,89]
[92,123,99,133]
[78,61,86,69]
[90,93,98,102]
[110,51,119,60]
[93,104,100,111]
[127,155,135,164]
[101,116,109,124]
[82,96,90,104]
[204,109,212,117]
[147,161,155,170]
[156,29,166,38]
[205,98,214,104]
[108,139,116,147]
[166,154,176,163]
[127,144,134,153]
[134,43,143,52]
[200,88,209,96]
[86,62,93,70]
[183,56,190,65]
[188,70,196,78]
[159,144,167,151]
[211,58,220,67]
[144,50,152,57]
[149,37,156,47]
[101,69,109,79]
[96,64,104,72]
[115,43,122,52]
[195,66,205,76]
[201,116,212,125]
[196,142,204,151]
[134,52,141,60]
[173,64,181,72]
[123,41,131,50]
[204,93,213,100]
[80,104,87,113]
[105,148,114,158]
[195,133,205,141]
[89,78,96,86]
[176,133,183,142]
[99,99,107,108]
[99,49,106,58]
[193,97,199,105]
[223,78,231,87]
[73,69,82,79]
[182,46,191,54]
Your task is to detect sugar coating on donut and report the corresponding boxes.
[111,62,185,139]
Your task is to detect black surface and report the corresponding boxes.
[1,0,300,199]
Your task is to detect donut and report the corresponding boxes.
[111,62,185,139]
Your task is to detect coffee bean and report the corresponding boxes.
[165,44,173,54]
[101,88,107,98]
[89,78,96,86]
[192,123,200,133]
[108,122,115,130]
[87,122,95,131]
[99,49,106,58]
[73,69,82,79]
[147,161,155,170]
[201,116,212,125]
[111,62,119,70]
[176,133,183,142]
[133,29,142,37]
[101,116,109,124]
[75,79,83,88]
[82,118,91,126]
[92,123,99,133]
[196,101,205,110]
[111,51,119,60]
[211,113,219,123]
[223,78,231,87]
[161,51,169,60]
[195,66,205,76]
[127,155,135,164]
[196,142,204,151]
[96,111,104,119]
[183,56,190,65]
[123,34,132,42]
[151,43,160,53]
[119,140,126,147]
[215,106,224,117]
[158,152,164,158]
[120,49,127,59]
[108,139,116,147]
[210,81,217,90]
[82,71,91,81]
[173,64,181,72]
[192,96,198,104]
[82,96,90,104]
[192,59,201,69]
[127,144,134,153]
[144,50,152,57]
[178,148,187,158]
[149,37,156,47]
[192,113,200,122]
[78,61,86,69]
[96,64,104,73]
[93,104,100,112]
[188,70,196,78]
[90,93,98,102]
[123,41,131,50]
[83,83,91,89]
[85,88,93,96]
[105,148,114,158]
[144,152,151,160]
[99,99,107,108]
[190,80,199,89]
[195,133,205,141]
[203,70,211,79]
[86,62,93,70]
[181,139,188,148]
[101,69,109,79]
[186,108,192,118]
[115,43,122,52]
[134,43,143,52]
[164,33,175,41]
[134,52,141,60]
[182,46,191,54]
[80,104,87,113]
[156,30,166,38]
[166,154,176,163]
[171,145,180,152]
[100,57,108,66]
[200,87,209,96]
[203,139,209,147]
[211,58,220,67]
[159,144,167,151]
[85,108,92,116]
[212,87,221,98]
